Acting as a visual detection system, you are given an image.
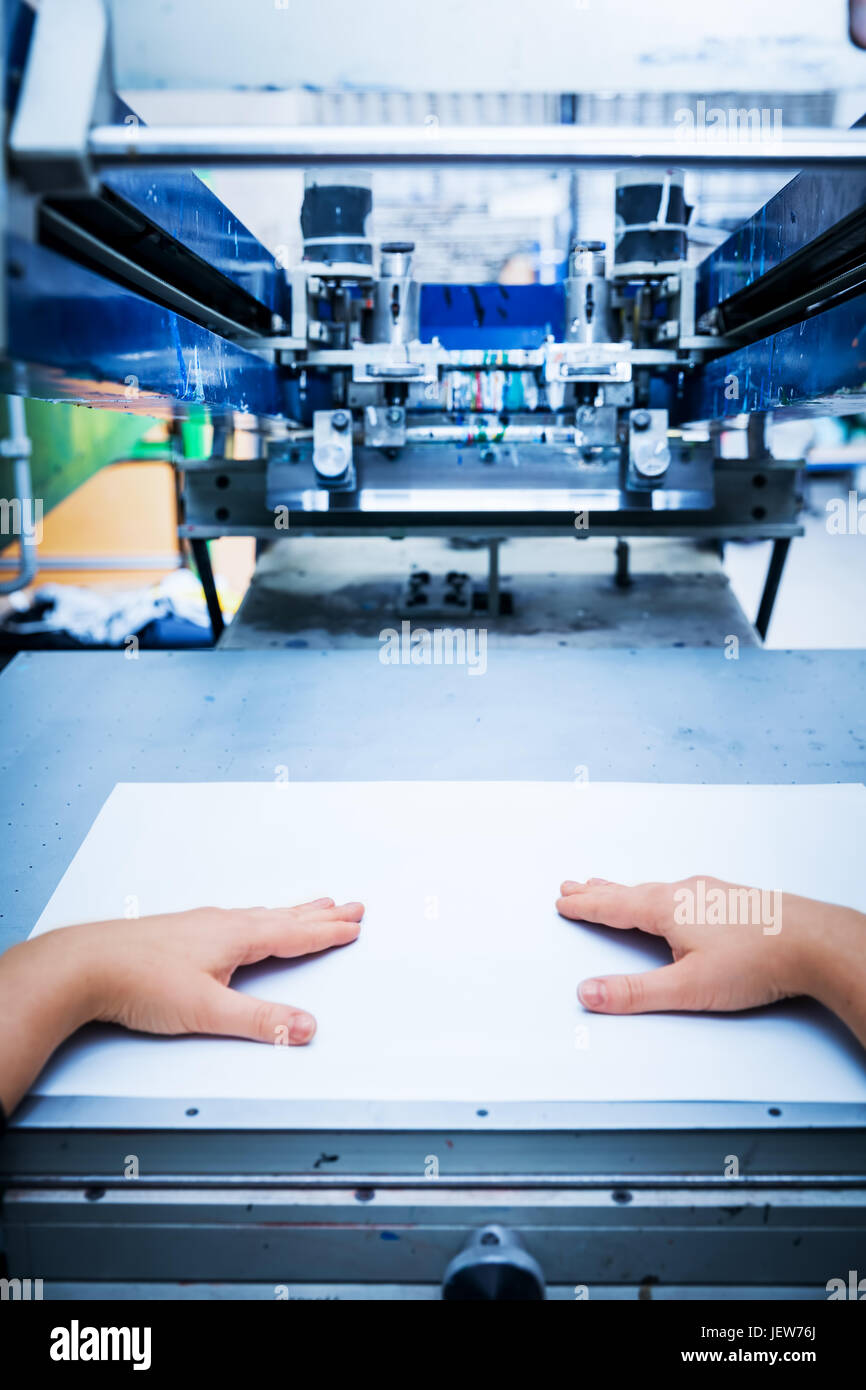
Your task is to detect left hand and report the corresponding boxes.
[0,897,364,1113]
[85,898,365,1042]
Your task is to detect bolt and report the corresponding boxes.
[331,411,350,432]
[632,410,651,431]
[387,408,403,426]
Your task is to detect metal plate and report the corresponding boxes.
[5,1184,865,1285]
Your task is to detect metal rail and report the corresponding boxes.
[87,124,866,171]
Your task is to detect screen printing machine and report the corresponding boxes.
[1,0,866,1300]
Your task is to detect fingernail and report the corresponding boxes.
[561,880,581,893]
[290,1011,316,1042]
[579,979,607,1008]
[587,877,611,886]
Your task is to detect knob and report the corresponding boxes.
[632,437,671,478]
[442,1225,546,1301]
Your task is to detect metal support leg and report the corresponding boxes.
[755,537,791,641]
[614,538,631,589]
[487,540,501,617]
[746,412,769,459]
[190,537,225,643]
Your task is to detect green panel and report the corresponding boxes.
[0,398,216,554]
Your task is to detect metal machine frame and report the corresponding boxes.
[3,1098,865,1295]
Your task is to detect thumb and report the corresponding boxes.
[199,980,317,1044]
[578,958,700,1015]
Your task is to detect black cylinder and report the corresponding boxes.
[614,170,688,270]
[301,176,373,270]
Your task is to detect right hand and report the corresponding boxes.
[555,875,861,1026]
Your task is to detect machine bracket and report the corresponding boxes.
[9,0,115,196]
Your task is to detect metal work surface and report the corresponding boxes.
[2,647,865,957]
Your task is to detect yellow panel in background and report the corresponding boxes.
[3,459,179,590]
[1,454,257,612]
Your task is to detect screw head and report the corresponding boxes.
[331,411,350,432]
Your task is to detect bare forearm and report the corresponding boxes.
[795,900,866,1049]
[0,934,98,1114]
[0,900,362,1118]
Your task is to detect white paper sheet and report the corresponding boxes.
[28,780,866,1103]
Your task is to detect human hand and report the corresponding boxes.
[82,898,364,1042]
[556,875,865,1034]
[0,898,363,1113]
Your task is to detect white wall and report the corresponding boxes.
[108,0,864,96]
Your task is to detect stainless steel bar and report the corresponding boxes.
[487,538,501,617]
[280,425,580,445]
[404,424,579,444]
[5,1171,865,1190]
[87,124,866,171]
